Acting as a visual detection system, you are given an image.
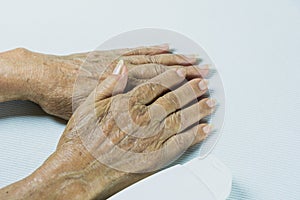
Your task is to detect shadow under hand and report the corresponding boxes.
[0,101,68,188]
[0,100,66,125]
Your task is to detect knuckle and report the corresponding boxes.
[165,112,181,132]
[149,55,157,63]
[154,64,167,74]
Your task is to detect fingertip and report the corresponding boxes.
[198,64,210,76]
[156,43,170,51]
[206,98,217,108]
[202,124,213,134]
[184,55,200,64]
[199,79,209,91]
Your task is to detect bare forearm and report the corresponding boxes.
[0,48,35,102]
[0,143,149,200]
[0,48,77,119]
[0,146,92,200]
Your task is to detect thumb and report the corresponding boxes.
[95,60,128,101]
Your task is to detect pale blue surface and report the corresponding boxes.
[0,1,300,199]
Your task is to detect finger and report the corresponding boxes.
[161,129,195,161]
[95,60,128,101]
[163,98,216,134]
[125,64,168,91]
[128,64,210,79]
[168,64,210,78]
[150,78,208,118]
[113,44,170,56]
[129,64,168,79]
[124,54,199,66]
[127,63,194,82]
[125,64,210,92]
[163,123,212,154]
[68,44,170,60]
[190,124,213,146]
[129,68,186,105]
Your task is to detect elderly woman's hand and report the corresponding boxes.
[53,63,214,199]
[62,61,214,170]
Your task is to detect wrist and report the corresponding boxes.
[0,48,39,102]
[41,144,149,199]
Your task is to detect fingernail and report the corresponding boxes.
[120,63,127,75]
[202,125,212,134]
[176,69,186,77]
[206,99,216,107]
[113,60,124,75]
[198,79,208,90]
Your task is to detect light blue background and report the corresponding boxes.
[0,1,299,199]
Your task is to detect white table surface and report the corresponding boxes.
[0,1,299,199]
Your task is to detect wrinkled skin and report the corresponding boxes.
[68,65,215,173]
[0,46,207,120]
[0,46,212,200]
[0,64,215,200]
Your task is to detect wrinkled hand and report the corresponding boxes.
[55,61,215,199]
[22,45,206,119]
